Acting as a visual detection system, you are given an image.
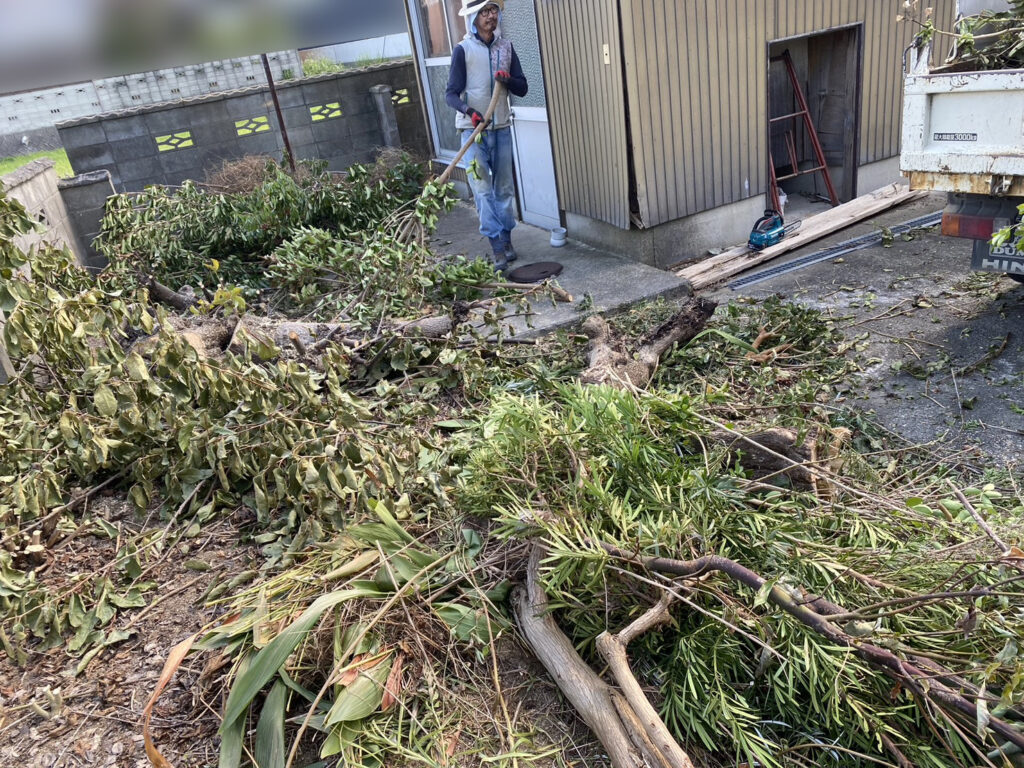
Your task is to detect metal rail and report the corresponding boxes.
[728,211,943,290]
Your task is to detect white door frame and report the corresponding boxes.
[406,0,460,163]
[407,0,561,226]
[509,105,560,229]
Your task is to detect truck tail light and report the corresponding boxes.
[941,212,994,240]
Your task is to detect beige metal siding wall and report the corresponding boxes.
[535,0,630,228]
[616,0,957,228]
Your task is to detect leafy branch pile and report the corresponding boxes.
[96,156,452,321]
[463,384,1024,767]
[902,0,1024,70]
[3,158,1024,768]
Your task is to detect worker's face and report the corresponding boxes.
[476,4,499,34]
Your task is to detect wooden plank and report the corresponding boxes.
[675,183,927,288]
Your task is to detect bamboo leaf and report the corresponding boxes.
[218,710,245,768]
[144,633,197,768]
[254,679,287,768]
[324,653,392,725]
[366,498,413,543]
[220,587,382,729]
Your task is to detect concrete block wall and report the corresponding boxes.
[57,61,429,192]
[0,52,301,155]
[0,159,82,263]
[0,161,114,381]
[90,52,301,114]
[58,171,116,273]
[0,127,64,158]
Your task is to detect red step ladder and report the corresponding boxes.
[768,50,839,211]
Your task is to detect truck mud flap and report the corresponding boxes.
[972,239,1024,277]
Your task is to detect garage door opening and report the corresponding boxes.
[768,26,862,217]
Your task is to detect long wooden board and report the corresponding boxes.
[676,184,928,290]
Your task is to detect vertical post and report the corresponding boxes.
[403,0,436,157]
[0,310,14,385]
[262,53,296,173]
[369,85,402,148]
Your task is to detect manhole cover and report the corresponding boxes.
[507,261,563,283]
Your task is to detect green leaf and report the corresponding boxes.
[219,706,245,768]
[434,603,490,644]
[221,587,383,729]
[255,679,288,768]
[94,518,119,539]
[93,385,118,418]
[109,589,147,609]
[124,352,150,381]
[977,688,991,737]
[324,655,392,725]
[434,419,474,431]
[104,628,135,646]
[684,328,758,354]
[75,645,104,676]
[95,594,115,625]
[366,499,413,544]
[323,465,348,498]
[0,283,17,312]
[254,479,270,516]
[320,722,360,759]
[753,581,774,609]
[129,484,149,511]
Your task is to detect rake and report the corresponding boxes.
[390,83,507,247]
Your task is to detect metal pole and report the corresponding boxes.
[261,53,296,173]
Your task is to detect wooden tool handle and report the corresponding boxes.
[437,83,507,185]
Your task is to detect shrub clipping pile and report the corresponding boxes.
[902,0,1024,71]
[2,155,1023,768]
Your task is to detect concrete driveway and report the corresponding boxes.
[706,193,1023,471]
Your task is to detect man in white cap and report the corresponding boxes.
[445,0,528,273]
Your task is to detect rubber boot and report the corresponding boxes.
[489,237,509,274]
[501,229,518,263]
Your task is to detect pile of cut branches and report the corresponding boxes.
[901,0,1024,71]
[3,153,1024,768]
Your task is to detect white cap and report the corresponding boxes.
[458,0,504,17]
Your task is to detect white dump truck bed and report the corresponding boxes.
[900,62,1024,196]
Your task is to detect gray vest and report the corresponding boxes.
[454,34,512,131]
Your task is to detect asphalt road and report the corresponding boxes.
[707,193,1023,473]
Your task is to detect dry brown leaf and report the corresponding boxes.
[380,651,404,712]
[143,633,197,768]
[336,653,386,687]
[444,727,462,765]
[1005,546,1024,560]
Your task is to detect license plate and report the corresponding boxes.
[972,236,1024,277]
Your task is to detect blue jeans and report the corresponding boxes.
[462,127,516,242]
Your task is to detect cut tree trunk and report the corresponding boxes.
[580,298,717,389]
[514,545,694,768]
[146,278,197,311]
